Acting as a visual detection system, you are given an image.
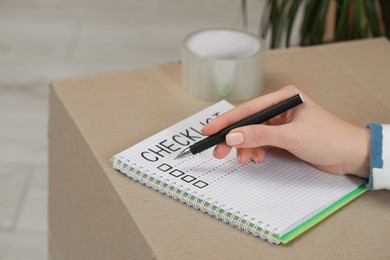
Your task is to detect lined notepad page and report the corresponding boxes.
[114,100,365,238]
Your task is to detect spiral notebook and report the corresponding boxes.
[112,100,367,244]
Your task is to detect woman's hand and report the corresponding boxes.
[202,86,370,178]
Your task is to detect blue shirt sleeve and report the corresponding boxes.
[367,123,390,190]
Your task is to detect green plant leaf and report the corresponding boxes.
[241,0,248,30]
[364,0,381,37]
[270,0,280,48]
[270,0,289,49]
[261,0,387,49]
[359,0,369,38]
[352,0,368,39]
[286,0,302,47]
[335,0,351,41]
[379,0,390,39]
[259,0,273,39]
[334,0,343,31]
[300,0,321,45]
[312,0,330,44]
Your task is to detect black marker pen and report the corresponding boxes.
[175,93,304,159]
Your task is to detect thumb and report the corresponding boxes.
[225,124,293,150]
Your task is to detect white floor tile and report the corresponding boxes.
[0,108,48,165]
[0,166,31,230]
[0,231,47,260]
[0,18,74,61]
[16,165,48,233]
[0,139,47,165]
[0,108,47,140]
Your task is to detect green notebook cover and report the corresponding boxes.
[278,184,367,244]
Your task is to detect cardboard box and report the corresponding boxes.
[49,38,390,259]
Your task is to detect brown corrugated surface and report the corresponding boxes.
[49,38,390,259]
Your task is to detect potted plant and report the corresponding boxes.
[242,0,390,49]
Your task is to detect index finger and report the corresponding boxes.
[202,85,301,136]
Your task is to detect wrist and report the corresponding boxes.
[343,127,370,178]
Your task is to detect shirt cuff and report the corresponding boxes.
[368,123,390,190]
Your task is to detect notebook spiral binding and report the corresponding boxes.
[114,156,280,244]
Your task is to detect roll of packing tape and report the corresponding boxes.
[181,29,264,102]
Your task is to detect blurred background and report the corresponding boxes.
[0,1,265,259]
[0,0,388,259]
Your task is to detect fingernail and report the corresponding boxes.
[236,152,241,162]
[226,132,244,146]
[213,148,218,157]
